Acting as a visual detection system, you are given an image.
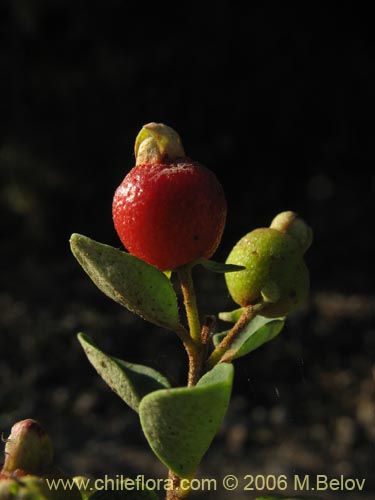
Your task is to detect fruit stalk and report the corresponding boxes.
[206,303,263,368]
[177,265,205,387]
[177,266,201,344]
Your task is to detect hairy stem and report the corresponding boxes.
[206,303,263,369]
[166,471,181,500]
[165,265,206,499]
[177,265,201,344]
[177,264,206,386]
[174,324,201,387]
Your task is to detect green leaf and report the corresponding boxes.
[212,315,285,360]
[218,307,245,323]
[139,363,234,479]
[196,258,245,273]
[70,234,180,331]
[78,333,170,412]
[90,488,158,500]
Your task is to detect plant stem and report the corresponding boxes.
[166,471,181,500]
[177,264,206,387]
[177,265,201,344]
[172,279,204,387]
[174,324,201,387]
[206,304,262,368]
[165,265,206,499]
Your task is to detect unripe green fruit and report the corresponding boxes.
[225,228,309,318]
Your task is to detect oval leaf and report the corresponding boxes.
[196,258,245,273]
[139,363,234,479]
[78,333,170,412]
[213,315,285,360]
[70,234,180,331]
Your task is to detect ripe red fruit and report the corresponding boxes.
[113,123,227,270]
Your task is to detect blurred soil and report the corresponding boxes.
[0,270,374,500]
[1,2,375,499]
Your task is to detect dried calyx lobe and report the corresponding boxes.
[112,123,227,270]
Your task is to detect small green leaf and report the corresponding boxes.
[218,307,245,323]
[212,315,285,360]
[90,488,158,500]
[139,363,234,479]
[196,258,245,273]
[78,333,170,412]
[70,234,180,331]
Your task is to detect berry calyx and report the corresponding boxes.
[225,219,310,318]
[113,123,227,270]
[270,210,313,254]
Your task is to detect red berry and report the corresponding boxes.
[113,159,227,270]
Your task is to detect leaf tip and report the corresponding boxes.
[69,233,86,257]
[77,332,91,347]
[69,232,80,245]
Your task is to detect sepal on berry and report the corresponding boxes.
[135,123,185,165]
[270,211,313,254]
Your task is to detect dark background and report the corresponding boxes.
[1,2,374,499]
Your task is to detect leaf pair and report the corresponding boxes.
[78,334,233,479]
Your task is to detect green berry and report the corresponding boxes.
[225,228,309,318]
